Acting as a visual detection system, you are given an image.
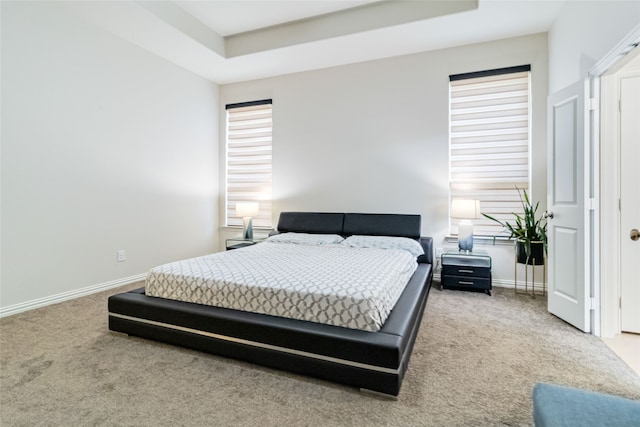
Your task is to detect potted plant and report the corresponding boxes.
[482,187,547,265]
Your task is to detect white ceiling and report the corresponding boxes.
[61,0,566,84]
[174,1,380,37]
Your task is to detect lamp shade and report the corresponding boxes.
[451,199,481,219]
[236,202,259,218]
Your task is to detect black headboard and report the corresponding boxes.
[275,212,432,264]
[343,213,420,239]
[276,212,344,235]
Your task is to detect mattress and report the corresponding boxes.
[145,241,418,332]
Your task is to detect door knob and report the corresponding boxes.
[631,229,640,241]
[544,211,554,219]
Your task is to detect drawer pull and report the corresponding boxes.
[458,269,474,274]
[458,281,474,285]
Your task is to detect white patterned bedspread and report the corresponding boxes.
[145,242,418,332]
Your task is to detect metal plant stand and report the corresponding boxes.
[514,255,546,298]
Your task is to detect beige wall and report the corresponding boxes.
[219,33,549,285]
[548,0,640,94]
[1,2,219,313]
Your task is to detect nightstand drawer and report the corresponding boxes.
[442,275,491,291]
[442,265,491,278]
[441,254,491,269]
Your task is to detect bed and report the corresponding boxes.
[108,212,433,396]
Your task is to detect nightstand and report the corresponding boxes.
[441,249,492,295]
[225,237,265,250]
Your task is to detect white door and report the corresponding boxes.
[620,75,640,333]
[547,81,589,332]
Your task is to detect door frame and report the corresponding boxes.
[589,23,640,338]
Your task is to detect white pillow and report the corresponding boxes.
[342,235,424,257]
[267,232,344,245]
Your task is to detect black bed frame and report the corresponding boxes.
[108,212,433,396]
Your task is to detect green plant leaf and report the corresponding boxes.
[481,186,548,251]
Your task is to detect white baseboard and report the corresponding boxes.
[492,278,516,289]
[0,273,147,318]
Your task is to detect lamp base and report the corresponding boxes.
[458,221,474,252]
[242,217,254,240]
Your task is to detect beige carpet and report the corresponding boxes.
[1,283,639,426]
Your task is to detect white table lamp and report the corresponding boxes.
[236,202,259,240]
[451,199,481,252]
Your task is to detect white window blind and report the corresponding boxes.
[449,66,531,236]
[226,100,272,228]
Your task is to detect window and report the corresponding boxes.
[225,99,272,228]
[449,65,531,236]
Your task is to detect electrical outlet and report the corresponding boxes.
[117,250,126,262]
